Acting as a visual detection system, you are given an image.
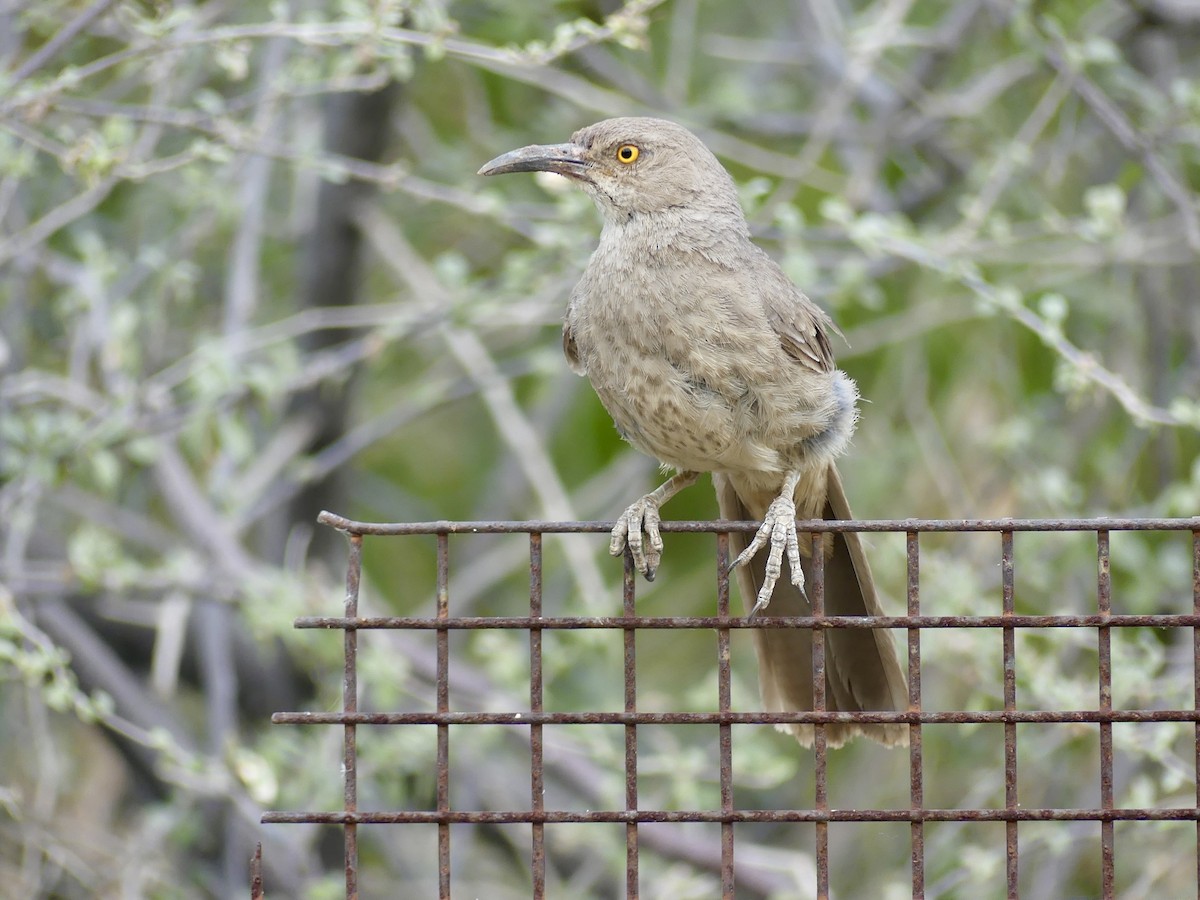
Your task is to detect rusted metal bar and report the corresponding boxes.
[1097,531,1114,899]
[344,533,362,900]
[811,534,829,900]
[292,613,1200,630]
[529,533,545,899]
[272,709,1200,726]
[315,512,1200,535]
[249,842,263,899]
[1002,530,1018,899]
[623,550,639,900]
[907,532,924,900]
[262,807,1200,825]
[1193,529,1200,896]
[716,532,734,899]
[1194,530,1200,897]
[436,533,450,900]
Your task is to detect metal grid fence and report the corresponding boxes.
[259,513,1200,899]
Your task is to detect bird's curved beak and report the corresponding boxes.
[477,142,590,180]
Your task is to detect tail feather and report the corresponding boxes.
[714,466,907,748]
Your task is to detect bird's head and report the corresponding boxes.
[478,117,742,224]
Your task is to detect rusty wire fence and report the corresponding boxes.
[258,513,1200,899]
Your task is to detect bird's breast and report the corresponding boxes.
[568,266,782,473]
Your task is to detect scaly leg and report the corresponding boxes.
[733,469,804,615]
[610,470,701,580]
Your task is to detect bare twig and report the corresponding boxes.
[947,73,1074,245]
[758,0,918,217]
[0,178,121,269]
[153,445,259,580]
[10,0,118,81]
[1043,41,1200,250]
[878,234,1189,427]
[355,200,611,608]
[222,35,289,336]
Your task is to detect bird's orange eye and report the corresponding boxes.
[616,144,639,164]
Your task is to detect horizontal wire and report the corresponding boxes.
[316,511,1200,535]
[263,807,1200,825]
[272,709,1200,726]
[293,613,1200,630]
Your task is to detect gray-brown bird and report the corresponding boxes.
[480,117,905,747]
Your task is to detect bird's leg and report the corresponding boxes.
[610,470,701,581]
[734,469,804,616]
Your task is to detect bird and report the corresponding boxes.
[479,117,906,747]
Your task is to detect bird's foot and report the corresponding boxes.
[733,491,804,615]
[608,471,700,582]
[610,494,664,581]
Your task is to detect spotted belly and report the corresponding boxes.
[591,375,774,475]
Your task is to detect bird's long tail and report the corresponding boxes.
[714,465,908,748]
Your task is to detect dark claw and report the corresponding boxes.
[644,567,656,582]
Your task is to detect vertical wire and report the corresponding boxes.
[716,531,735,898]
[529,533,545,898]
[250,842,264,899]
[1097,531,1115,898]
[436,533,451,899]
[1002,530,1018,899]
[344,533,362,900]
[1192,530,1200,896]
[907,532,924,899]
[811,533,829,900]
[623,550,639,899]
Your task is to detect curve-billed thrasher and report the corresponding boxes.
[480,117,905,747]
